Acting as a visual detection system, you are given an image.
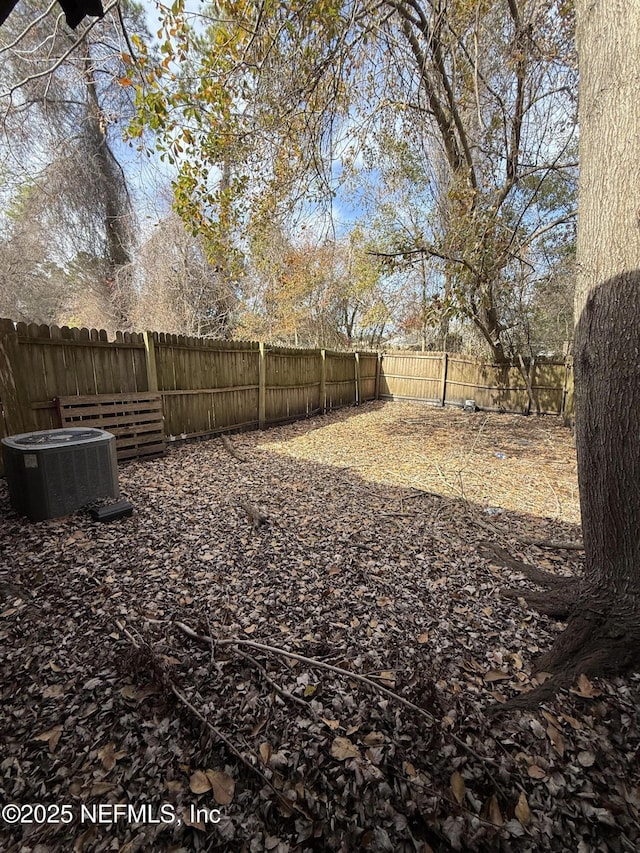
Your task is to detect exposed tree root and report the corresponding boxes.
[482,542,578,587]
[486,538,579,618]
[534,608,640,674]
[488,673,573,713]
[491,589,640,712]
[518,537,584,551]
[499,587,572,619]
[492,623,640,712]
[486,541,640,711]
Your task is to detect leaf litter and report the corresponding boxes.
[1,401,639,852]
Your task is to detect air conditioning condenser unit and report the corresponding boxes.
[2,427,119,521]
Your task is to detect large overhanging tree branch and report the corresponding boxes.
[368,244,480,278]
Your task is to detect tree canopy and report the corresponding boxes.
[0,0,578,354]
[127,0,577,356]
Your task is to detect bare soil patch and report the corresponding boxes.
[1,401,639,852]
[258,402,580,525]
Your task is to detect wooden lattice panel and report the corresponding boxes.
[56,393,166,461]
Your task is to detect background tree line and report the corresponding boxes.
[1,0,576,359]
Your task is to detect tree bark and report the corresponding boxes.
[572,0,640,621]
[505,1,640,702]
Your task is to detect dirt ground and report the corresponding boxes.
[258,401,580,526]
[1,401,639,853]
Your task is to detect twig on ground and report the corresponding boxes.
[404,489,442,500]
[235,646,318,716]
[170,685,297,812]
[435,463,467,501]
[542,472,563,518]
[117,623,294,811]
[466,415,490,458]
[467,515,506,536]
[221,434,248,463]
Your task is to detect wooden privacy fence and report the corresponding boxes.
[379,351,573,415]
[0,319,573,473]
[0,321,378,460]
[148,335,378,437]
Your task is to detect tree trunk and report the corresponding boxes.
[84,53,132,273]
[507,1,640,700]
[472,293,510,365]
[83,49,133,329]
[420,255,428,352]
[570,0,640,642]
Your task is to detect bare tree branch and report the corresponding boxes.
[0,0,58,55]
[367,244,480,278]
[1,0,119,103]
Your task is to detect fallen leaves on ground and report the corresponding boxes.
[1,402,639,852]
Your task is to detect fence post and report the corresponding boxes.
[354,352,360,405]
[258,342,266,429]
[440,352,448,406]
[0,318,28,437]
[143,331,158,392]
[374,353,382,401]
[319,349,326,414]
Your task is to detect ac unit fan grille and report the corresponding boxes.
[12,430,100,446]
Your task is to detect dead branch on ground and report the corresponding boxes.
[174,620,506,782]
[221,434,248,462]
[117,622,295,811]
[176,621,436,720]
